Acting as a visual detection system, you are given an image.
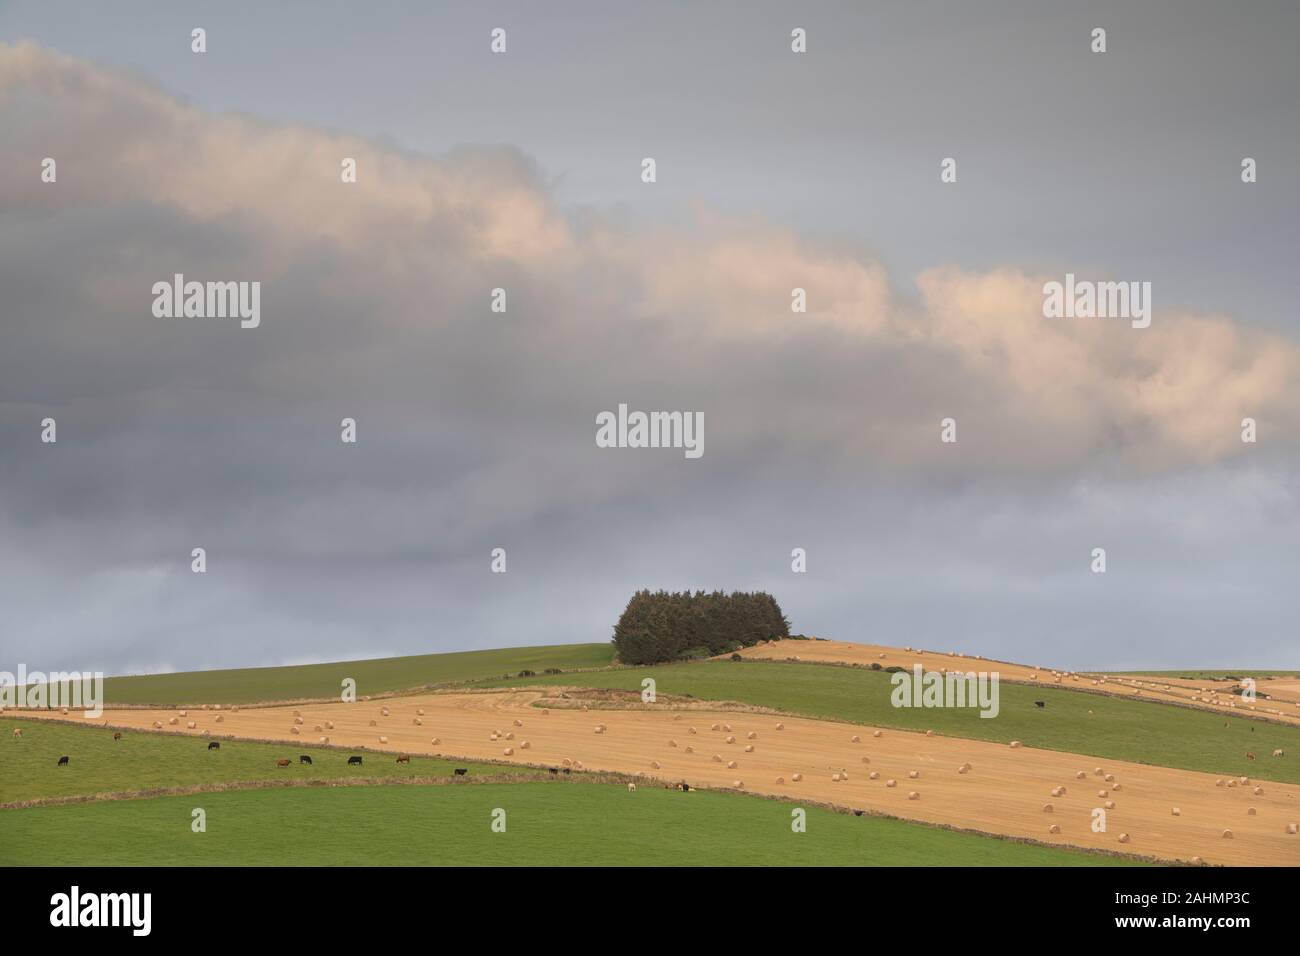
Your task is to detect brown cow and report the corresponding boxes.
[276,758,291,767]
[1246,751,1256,761]
[113,732,122,741]
[396,754,411,764]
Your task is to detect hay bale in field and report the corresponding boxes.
[179,710,187,717]
[1222,829,1233,839]
[851,735,861,743]
[861,756,870,764]
[186,721,196,729]
[712,754,722,762]
[520,740,530,749]
[724,724,732,733]
[1111,782,1122,791]
[958,764,970,774]
[379,735,389,744]
[381,707,390,717]
[319,736,329,743]
[1094,767,1103,776]
[294,717,304,725]
[414,718,423,726]
[1075,771,1086,779]
[744,744,754,753]
[669,739,678,748]
[168,717,178,725]
[313,724,322,732]
[747,731,757,740]
[832,772,842,782]
[775,722,784,730]
[290,727,300,735]
[689,726,697,735]
[513,718,522,727]
[1287,823,1298,834]
[563,758,572,766]
[1253,786,1263,795]
[726,735,736,744]
[925,730,934,737]
[907,791,919,800]
[1098,789,1108,797]
[1104,773,1114,782]
[505,731,513,740]
[711,723,720,731]
[325,721,334,730]
[1118,833,1130,844]
[733,780,744,789]
[1048,824,1060,834]
[1247,807,1257,815]
[370,720,378,727]
[885,778,897,788]
[650,760,660,769]
[728,760,737,769]
[1171,807,1181,816]
[1042,803,1053,813]
[1216,779,1225,787]
[1009,740,1022,749]
[909,770,920,779]
[152,721,162,728]
[869,771,880,780]
[776,776,785,784]
[504,747,514,755]
[872,730,882,738]
[1051,786,1065,797]
[594,724,605,734]
[431,737,440,745]
[792,772,803,782]
[1104,800,1115,809]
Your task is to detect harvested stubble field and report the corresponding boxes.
[736,640,1300,727]
[18,688,1299,865]
[0,782,1139,867]
[477,660,1300,786]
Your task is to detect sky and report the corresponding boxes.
[1,1,1297,675]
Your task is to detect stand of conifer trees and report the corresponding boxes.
[612,590,791,665]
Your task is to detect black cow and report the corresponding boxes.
[548,768,559,775]
[208,741,220,750]
[347,756,363,765]
[299,755,312,765]
[562,767,571,775]
[453,768,468,776]
[852,809,864,817]
[57,756,69,766]
[1034,701,1046,709]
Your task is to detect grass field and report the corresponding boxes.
[477,660,1300,784]
[0,717,516,805]
[98,643,615,705]
[0,781,1146,867]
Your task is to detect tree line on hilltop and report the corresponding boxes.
[612,589,791,665]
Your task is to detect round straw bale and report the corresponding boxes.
[1048,824,1060,834]
[907,791,919,800]
[792,772,802,782]
[885,778,897,788]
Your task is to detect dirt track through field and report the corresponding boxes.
[17,690,1299,866]
[737,640,1300,726]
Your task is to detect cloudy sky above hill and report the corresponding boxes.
[1,1,1297,674]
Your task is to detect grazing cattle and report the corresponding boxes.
[1246,752,1257,761]
[11,728,21,738]
[453,768,467,776]
[1274,749,1285,757]
[113,732,122,741]
[396,754,411,764]
[347,756,363,765]
[276,758,291,768]
[57,756,69,766]
[561,768,571,775]
[299,755,312,765]
[548,768,559,775]
[207,741,220,751]
[1034,701,1046,709]
[679,781,691,792]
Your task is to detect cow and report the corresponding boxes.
[548,768,559,775]
[679,781,690,792]
[207,741,220,750]
[113,732,122,742]
[11,728,21,739]
[1246,751,1257,761]
[347,756,363,765]
[299,755,312,765]
[57,756,69,766]
[453,768,467,776]
[562,767,571,775]
[396,754,411,765]
[1034,701,1046,709]
[276,758,291,768]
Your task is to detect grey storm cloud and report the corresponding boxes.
[0,40,1297,675]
